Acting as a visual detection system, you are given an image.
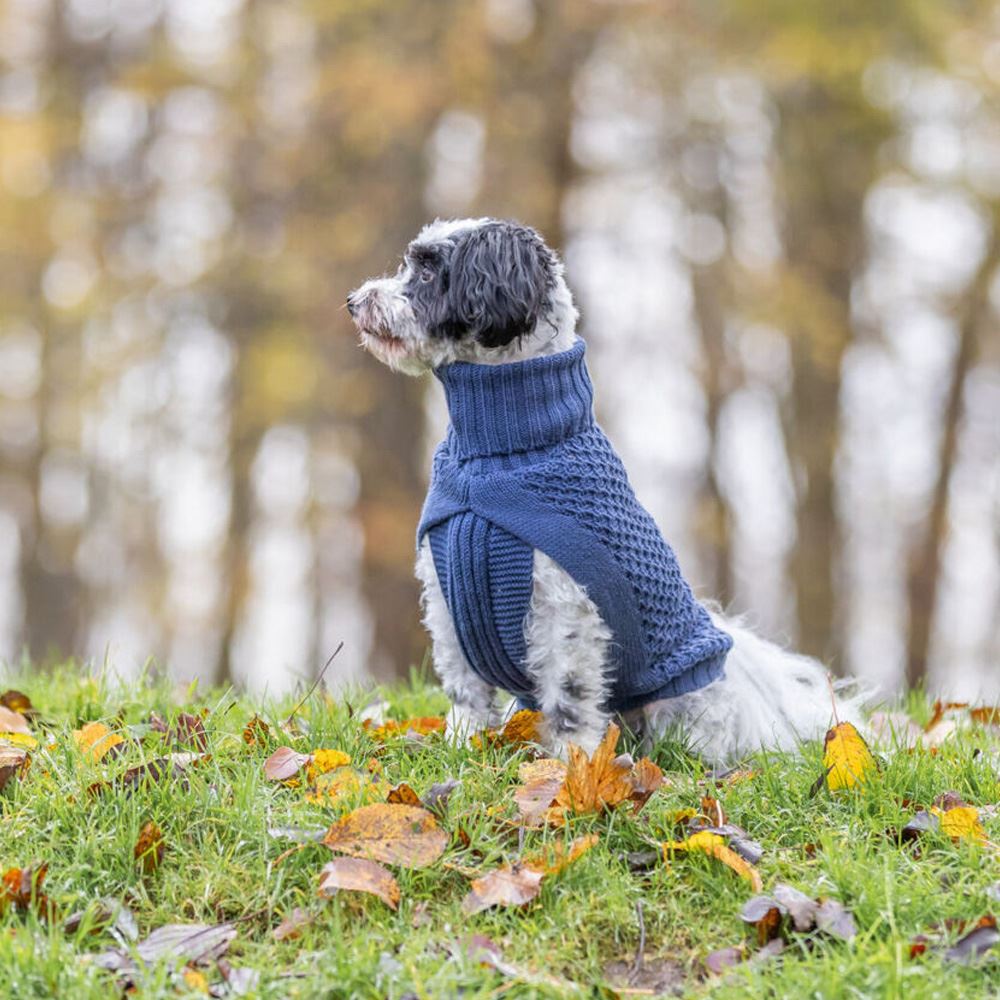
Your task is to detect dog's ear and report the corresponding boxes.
[448,221,553,348]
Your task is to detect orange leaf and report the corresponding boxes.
[630,758,665,811]
[969,707,1000,727]
[242,715,270,748]
[821,722,878,791]
[664,830,763,892]
[134,822,166,874]
[318,857,401,910]
[550,723,633,818]
[73,722,124,762]
[386,783,421,807]
[462,865,543,914]
[273,906,312,941]
[363,716,445,741]
[323,804,448,869]
[524,833,599,876]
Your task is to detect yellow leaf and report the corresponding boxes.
[664,830,763,891]
[517,758,567,784]
[306,749,352,783]
[182,969,209,993]
[547,723,633,820]
[933,805,986,844]
[822,722,877,791]
[73,722,124,762]
[0,732,37,750]
[323,803,448,869]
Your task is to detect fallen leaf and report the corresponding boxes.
[74,721,125,762]
[815,898,857,941]
[705,945,746,974]
[523,833,599,876]
[820,722,878,791]
[462,865,543,914]
[550,723,634,819]
[219,960,260,995]
[95,922,236,972]
[498,709,543,745]
[0,705,32,736]
[242,715,271,747]
[323,803,448,868]
[0,744,29,791]
[182,969,209,992]
[273,907,313,941]
[1,862,52,918]
[264,746,311,782]
[664,830,763,891]
[422,778,461,816]
[119,752,205,793]
[518,758,567,784]
[739,895,784,944]
[306,749,352,783]
[386,782,421,807]
[773,883,820,931]
[945,915,999,964]
[515,777,563,825]
[318,857,401,910]
[363,716,445,741]
[629,757,665,811]
[970,707,1000,727]
[63,898,138,941]
[134,822,166,874]
[169,712,208,751]
[0,690,34,715]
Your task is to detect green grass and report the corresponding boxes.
[1,665,998,999]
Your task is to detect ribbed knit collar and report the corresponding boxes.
[435,338,594,459]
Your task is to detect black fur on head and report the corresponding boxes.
[405,220,556,349]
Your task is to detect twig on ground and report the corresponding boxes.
[285,642,344,727]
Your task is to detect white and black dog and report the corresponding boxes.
[348,218,861,764]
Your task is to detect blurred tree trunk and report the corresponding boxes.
[905,221,999,689]
[775,84,888,668]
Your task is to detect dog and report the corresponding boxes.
[348,218,862,764]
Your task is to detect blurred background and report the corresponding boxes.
[0,0,997,700]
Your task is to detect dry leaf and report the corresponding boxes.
[945,915,999,964]
[969,707,1000,727]
[363,716,445,741]
[0,705,32,736]
[386,783,421,807]
[517,758,567,784]
[264,746,311,782]
[933,804,986,844]
[1,862,52,918]
[323,803,448,869]
[0,690,34,715]
[318,857,401,910]
[422,778,461,815]
[740,895,784,945]
[0,744,29,791]
[705,945,746,974]
[170,712,208,751]
[630,758,665,812]
[74,721,125,762]
[306,749,352,783]
[462,865,543,915]
[550,723,633,819]
[664,830,763,891]
[134,822,166,874]
[273,907,312,941]
[242,715,270,748]
[473,709,544,749]
[119,752,206,793]
[306,767,379,807]
[820,722,878,792]
[95,922,236,971]
[523,833,599,876]
[515,778,563,825]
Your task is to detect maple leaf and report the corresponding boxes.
[549,723,634,819]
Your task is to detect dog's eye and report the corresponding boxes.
[420,269,434,283]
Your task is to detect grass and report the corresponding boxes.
[1,666,998,999]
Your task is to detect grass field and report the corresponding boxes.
[1,665,998,999]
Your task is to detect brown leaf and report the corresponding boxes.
[242,715,271,748]
[514,777,563,825]
[517,758,567,784]
[0,705,32,736]
[0,744,29,791]
[629,757,665,812]
[970,707,1000,727]
[264,746,311,781]
[0,690,34,715]
[473,709,544,749]
[273,907,312,941]
[323,803,448,869]
[462,865,543,914]
[740,895,784,945]
[317,857,401,910]
[170,712,208,751]
[945,915,999,964]
[94,922,236,971]
[119,752,205,793]
[815,898,857,941]
[523,833,599,876]
[134,822,166,874]
[773,883,820,931]
[1,862,51,918]
[386,782,421,807]
[550,723,633,819]
[705,945,746,974]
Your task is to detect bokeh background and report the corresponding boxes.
[0,0,997,700]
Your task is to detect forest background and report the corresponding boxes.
[0,0,997,701]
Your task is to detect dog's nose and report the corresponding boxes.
[346,294,358,318]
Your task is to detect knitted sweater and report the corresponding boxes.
[417,339,732,712]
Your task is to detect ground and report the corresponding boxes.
[0,666,998,999]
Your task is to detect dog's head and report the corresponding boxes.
[347,218,578,374]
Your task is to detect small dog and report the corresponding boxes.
[349,218,860,764]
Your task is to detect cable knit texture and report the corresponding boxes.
[418,338,732,712]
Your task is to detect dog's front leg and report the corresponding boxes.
[524,551,613,759]
[415,540,500,741]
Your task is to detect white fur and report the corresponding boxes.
[358,218,865,765]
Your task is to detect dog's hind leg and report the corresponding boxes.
[416,539,500,740]
[524,551,614,759]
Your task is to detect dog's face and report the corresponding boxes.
[347,218,578,374]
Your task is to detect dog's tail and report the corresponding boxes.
[641,609,873,767]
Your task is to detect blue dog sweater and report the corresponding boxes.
[417,338,732,712]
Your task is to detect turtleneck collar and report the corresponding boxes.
[434,339,594,460]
